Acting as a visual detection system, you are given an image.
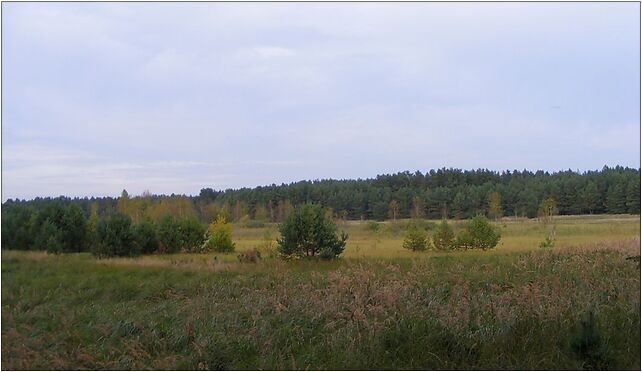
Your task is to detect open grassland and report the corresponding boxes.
[231,214,641,258]
[2,215,640,370]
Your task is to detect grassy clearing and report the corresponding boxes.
[228,214,640,258]
[2,215,640,370]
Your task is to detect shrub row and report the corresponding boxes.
[93,214,236,258]
[403,216,501,251]
[1,201,236,257]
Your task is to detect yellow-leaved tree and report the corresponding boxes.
[202,215,235,253]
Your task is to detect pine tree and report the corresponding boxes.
[582,181,599,214]
[452,192,467,219]
[277,204,347,259]
[432,219,455,250]
[606,184,627,214]
[626,179,641,214]
[402,225,429,251]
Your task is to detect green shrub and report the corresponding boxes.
[179,217,206,252]
[58,204,87,252]
[277,204,347,259]
[86,212,99,252]
[455,215,501,250]
[453,229,473,249]
[157,215,182,254]
[433,219,455,251]
[539,227,556,248]
[1,204,36,250]
[571,311,612,369]
[402,225,430,251]
[133,219,159,254]
[36,220,64,254]
[202,215,235,253]
[30,203,87,253]
[93,213,138,258]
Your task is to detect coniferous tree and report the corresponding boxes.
[582,181,600,214]
[606,184,627,214]
[94,212,138,258]
[133,219,159,254]
[626,179,640,214]
[433,219,455,251]
[402,224,429,251]
[277,204,347,259]
[157,215,182,253]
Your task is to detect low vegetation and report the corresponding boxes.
[2,237,639,369]
[1,188,639,370]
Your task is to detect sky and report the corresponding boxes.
[2,2,640,200]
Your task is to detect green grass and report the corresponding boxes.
[2,215,640,370]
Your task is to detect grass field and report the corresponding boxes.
[2,215,640,370]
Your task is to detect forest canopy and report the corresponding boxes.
[3,166,640,225]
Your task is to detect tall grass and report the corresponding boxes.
[2,232,640,369]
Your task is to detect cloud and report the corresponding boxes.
[1,2,639,200]
[252,46,294,58]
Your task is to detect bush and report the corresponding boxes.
[133,219,159,254]
[36,220,64,254]
[1,204,36,250]
[277,204,347,259]
[179,217,206,252]
[402,224,430,251]
[453,230,473,249]
[58,204,87,252]
[432,219,455,251]
[86,213,99,252]
[202,215,235,253]
[455,215,501,250]
[571,311,612,369]
[157,215,182,254]
[539,227,556,249]
[30,203,87,253]
[539,236,555,249]
[93,213,138,258]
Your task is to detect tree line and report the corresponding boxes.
[2,166,639,232]
[1,198,237,255]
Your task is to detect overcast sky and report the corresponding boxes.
[2,2,640,200]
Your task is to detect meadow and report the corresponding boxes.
[2,215,640,370]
